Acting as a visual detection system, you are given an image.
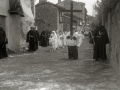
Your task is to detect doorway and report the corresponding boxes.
[0,15,6,31]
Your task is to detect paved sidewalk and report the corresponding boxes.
[0,36,120,90]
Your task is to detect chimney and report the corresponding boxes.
[58,0,61,3]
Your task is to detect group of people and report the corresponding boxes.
[26,27,51,51]
[49,31,67,52]
[0,21,110,61]
[49,27,84,60]
[26,26,85,60]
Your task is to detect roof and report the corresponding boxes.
[57,0,85,10]
[57,0,86,19]
[35,1,66,11]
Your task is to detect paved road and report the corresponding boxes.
[0,36,120,90]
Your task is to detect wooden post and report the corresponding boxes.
[61,1,82,36]
[70,1,73,36]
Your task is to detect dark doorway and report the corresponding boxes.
[0,15,6,32]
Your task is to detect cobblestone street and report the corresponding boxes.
[0,36,120,90]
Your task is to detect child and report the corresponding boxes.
[49,31,58,52]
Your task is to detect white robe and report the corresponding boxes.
[59,34,65,48]
[66,31,83,47]
[49,31,58,49]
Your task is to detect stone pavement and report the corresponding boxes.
[0,36,120,90]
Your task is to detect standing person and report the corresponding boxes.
[0,26,8,59]
[59,31,64,48]
[49,31,58,52]
[26,27,37,51]
[78,31,84,47]
[66,26,81,60]
[90,21,109,61]
[45,29,50,46]
[35,27,40,50]
[39,30,49,47]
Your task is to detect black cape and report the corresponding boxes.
[89,25,109,60]
[35,30,40,50]
[26,30,38,51]
[0,27,8,59]
[39,30,50,47]
[68,46,78,60]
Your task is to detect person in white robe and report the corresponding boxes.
[59,31,65,48]
[56,31,60,49]
[49,31,58,52]
[63,31,68,47]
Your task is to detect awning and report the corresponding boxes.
[20,0,34,23]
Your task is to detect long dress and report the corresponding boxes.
[35,30,40,50]
[90,25,109,60]
[56,33,60,49]
[26,30,38,51]
[63,32,67,47]
[59,34,64,48]
[49,34,56,50]
[77,32,84,47]
[0,27,8,59]
[52,31,58,49]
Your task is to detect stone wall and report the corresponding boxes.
[35,2,58,33]
[106,1,120,75]
[63,16,70,32]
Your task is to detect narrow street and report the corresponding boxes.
[0,36,120,90]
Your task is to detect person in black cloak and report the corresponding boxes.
[35,27,40,50]
[0,26,8,59]
[39,30,49,47]
[26,27,38,51]
[89,21,109,61]
[45,29,51,46]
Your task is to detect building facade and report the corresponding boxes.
[0,0,35,52]
[57,0,87,32]
[35,1,65,33]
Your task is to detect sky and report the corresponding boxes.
[35,0,96,16]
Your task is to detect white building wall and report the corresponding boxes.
[0,0,35,52]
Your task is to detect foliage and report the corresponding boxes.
[94,0,120,22]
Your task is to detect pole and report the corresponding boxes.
[70,1,73,36]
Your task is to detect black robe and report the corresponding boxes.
[39,30,49,47]
[35,30,40,50]
[0,27,8,59]
[90,25,109,60]
[68,46,78,60]
[26,30,38,51]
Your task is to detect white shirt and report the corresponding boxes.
[66,31,81,46]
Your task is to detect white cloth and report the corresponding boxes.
[59,34,65,48]
[49,31,58,49]
[56,33,60,48]
[20,0,34,23]
[66,31,83,47]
